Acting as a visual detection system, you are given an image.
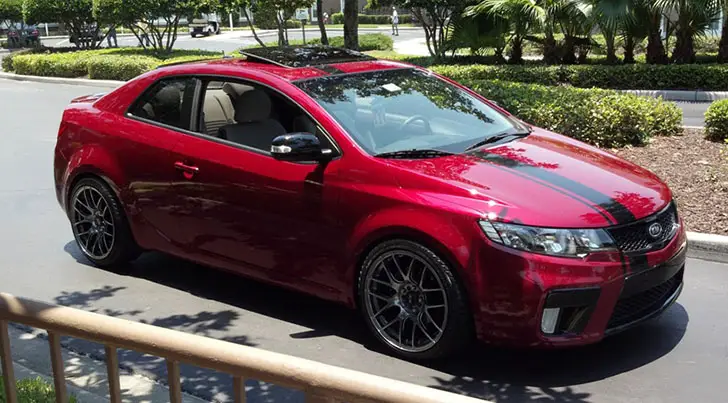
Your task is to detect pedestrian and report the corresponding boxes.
[107,25,118,48]
[391,6,399,36]
[137,22,151,47]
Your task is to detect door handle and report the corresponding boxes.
[174,161,199,179]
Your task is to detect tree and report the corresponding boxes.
[655,0,720,63]
[25,0,107,49]
[0,0,23,28]
[465,0,536,63]
[254,0,313,46]
[218,0,265,46]
[316,0,328,45]
[344,0,358,49]
[93,0,217,53]
[370,0,470,60]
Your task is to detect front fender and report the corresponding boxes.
[345,205,479,305]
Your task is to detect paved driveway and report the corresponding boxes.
[1,78,727,402]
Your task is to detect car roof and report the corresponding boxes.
[158,45,417,82]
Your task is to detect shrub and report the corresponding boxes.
[311,33,393,51]
[464,80,682,148]
[425,63,728,91]
[0,376,77,402]
[330,13,411,24]
[705,99,728,141]
[6,48,218,80]
[87,55,159,80]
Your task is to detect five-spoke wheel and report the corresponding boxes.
[358,239,472,359]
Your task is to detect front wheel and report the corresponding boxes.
[69,177,140,269]
[358,239,473,360]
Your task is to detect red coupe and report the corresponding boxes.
[54,46,686,359]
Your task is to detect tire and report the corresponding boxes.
[191,33,196,38]
[357,239,473,360]
[68,177,140,269]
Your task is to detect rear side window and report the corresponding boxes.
[129,77,197,130]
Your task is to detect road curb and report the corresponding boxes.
[621,89,728,102]
[687,231,728,264]
[0,71,123,88]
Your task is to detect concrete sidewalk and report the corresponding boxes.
[2,324,208,402]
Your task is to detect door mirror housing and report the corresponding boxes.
[270,133,332,162]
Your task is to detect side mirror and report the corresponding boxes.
[270,133,332,162]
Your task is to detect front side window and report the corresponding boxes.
[295,68,526,155]
[130,77,197,130]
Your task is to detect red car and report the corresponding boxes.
[54,46,686,359]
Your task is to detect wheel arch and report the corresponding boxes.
[346,208,477,312]
[63,144,128,215]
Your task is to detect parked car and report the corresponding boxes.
[69,24,103,44]
[53,46,686,360]
[5,24,39,48]
[189,14,221,37]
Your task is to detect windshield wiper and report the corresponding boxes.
[465,129,531,152]
[375,149,454,159]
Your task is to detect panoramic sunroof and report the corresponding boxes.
[240,45,376,68]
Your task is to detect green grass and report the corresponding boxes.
[0,377,78,403]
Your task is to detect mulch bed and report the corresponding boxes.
[610,128,728,235]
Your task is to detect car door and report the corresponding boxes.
[167,77,346,296]
[117,76,201,253]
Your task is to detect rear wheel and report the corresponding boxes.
[69,177,139,269]
[357,239,473,360]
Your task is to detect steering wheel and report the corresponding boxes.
[398,115,433,136]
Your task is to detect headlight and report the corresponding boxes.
[478,220,617,258]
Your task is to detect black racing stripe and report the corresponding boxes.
[478,159,614,225]
[473,152,637,225]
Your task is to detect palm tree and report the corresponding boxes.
[655,0,720,63]
[465,0,541,64]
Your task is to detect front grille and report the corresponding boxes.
[607,268,683,329]
[607,202,678,253]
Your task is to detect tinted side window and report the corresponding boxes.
[130,77,197,130]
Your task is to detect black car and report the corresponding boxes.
[69,24,103,44]
[5,24,39,48]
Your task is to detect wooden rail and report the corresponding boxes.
[0,292,487,403]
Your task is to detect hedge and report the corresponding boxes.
[331,13,412,25]
[6,48,219,80]
[705,99,728,142]
[243,33,394,52]
[465,80,682,148]
[310,33,393,51]
[427,63,728,91]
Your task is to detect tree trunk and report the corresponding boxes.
[605,32,618,64]
[623,34,636,64]
[242,7,265,46]
[543,30,559,64]
[646,12,668,64]
[561,35,577,64]
[343,0,358,50]
[718,13,728,63]
[275,12,286,46]
[316,0,328,45]
[671,23,695,64]
[509,36,523,64]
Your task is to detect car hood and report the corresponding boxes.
[387,129,672,228]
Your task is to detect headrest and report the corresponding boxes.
[234,89,272,123]
[222,82,253,98]
[153,85,181,108]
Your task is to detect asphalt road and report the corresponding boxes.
[2,78,727,403]
[40,28,425,54]
[678,101,710,127]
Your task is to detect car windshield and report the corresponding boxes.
[295,68,526,156]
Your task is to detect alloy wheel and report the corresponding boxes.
[363,251,448,353]
[71,185,115,260]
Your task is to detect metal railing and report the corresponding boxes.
[0,292,487,403]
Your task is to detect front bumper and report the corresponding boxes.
[471,221,687,347]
